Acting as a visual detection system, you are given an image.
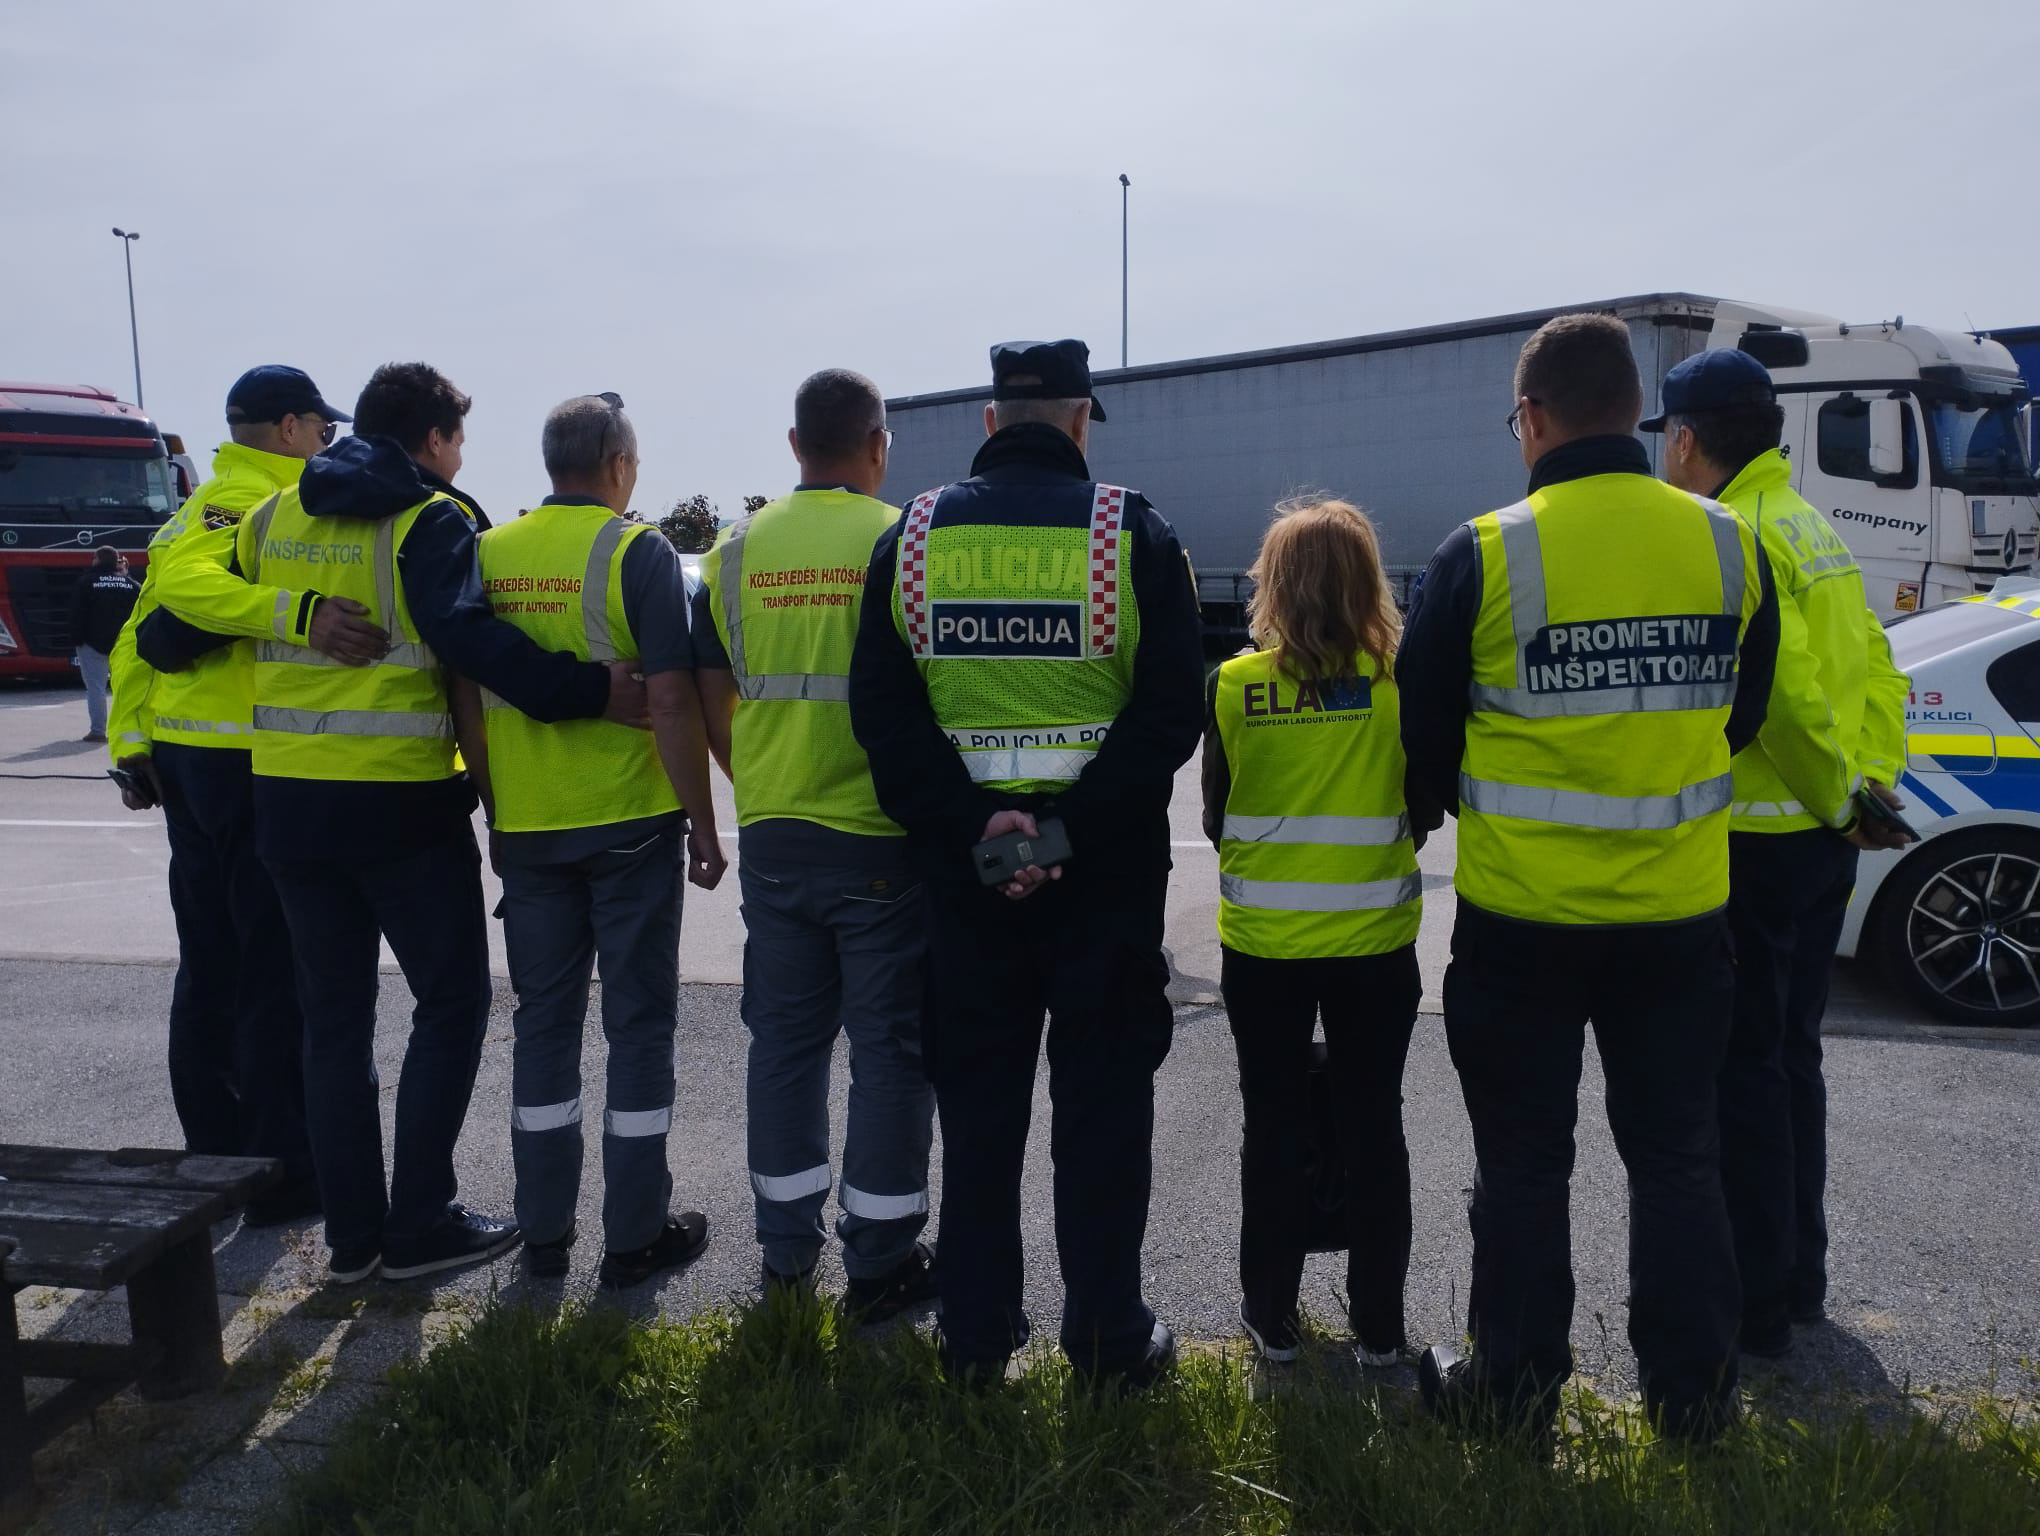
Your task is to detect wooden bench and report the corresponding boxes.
[0,1144,281,1528]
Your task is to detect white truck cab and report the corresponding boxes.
[1703,303,2039,618]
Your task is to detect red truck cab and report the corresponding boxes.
[0,382,176,677]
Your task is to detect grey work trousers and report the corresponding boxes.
[740,844,934,1280]
[502,827,682,1254]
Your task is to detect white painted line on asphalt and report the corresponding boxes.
[0,818,160,828]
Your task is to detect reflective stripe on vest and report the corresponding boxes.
[956,728,1115,783]
[716,517,855,702]
[248,496,440,671]
[899,482,1129,660]
[153,715,251,737]
[1218,870,1424,913]
[1220,812,1410,847]
[581,517,629,663]
[1468,496,1746,718]
[251,706,454,740]
[1459,769,1732,830]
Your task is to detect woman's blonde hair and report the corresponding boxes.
[1245,497,1400,681]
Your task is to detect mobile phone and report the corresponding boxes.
[107,766,139,796]
[972,817,1074,887]
[1853,787,1919,844]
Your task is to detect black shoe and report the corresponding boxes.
[327,1245,380,1285]
[1420,1345,1555,1454]
[761,1258,818,1296]
[1079,1319,1177,1393]
[1239,1298,1301,1364]
[844,1241,939,1327]
[1790,1302,1828,1326]
[598,1211,709,1290]
[243,1180,323,1229]
[1741,1324,1793,1359]
[524,1223,576,1279]
[382,1204,523,1281]
[935,1323,1006,1392]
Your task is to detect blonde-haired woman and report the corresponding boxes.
[1201,497,1433,1366]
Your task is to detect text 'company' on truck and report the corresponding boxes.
[878,293,2040,634]
[0,382,179,678]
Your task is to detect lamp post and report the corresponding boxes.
[1118,175,1130,369]
[110,228,143,408]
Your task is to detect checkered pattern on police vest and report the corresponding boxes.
[898,484,1127,661]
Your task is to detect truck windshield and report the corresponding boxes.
[1925,397,2040,495]
[0,448,177,518]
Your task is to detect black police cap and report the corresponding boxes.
[989,339,1107,422]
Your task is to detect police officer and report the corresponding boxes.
[108,366,378,1221]
[849,339,1204,1387]
[1397,315,1855,1442]
[1647,349,1913,1353]
[695,370,939,1320]
[152,362,649,1283]
[454,394,723,1290]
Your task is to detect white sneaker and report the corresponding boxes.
[1239,1298,1301,1364]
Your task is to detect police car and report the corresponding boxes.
[1839,577,2040,1026]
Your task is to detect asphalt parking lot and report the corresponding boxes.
[3,681,2035,1407]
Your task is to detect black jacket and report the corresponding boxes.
[69,568,139,654]
[1395,434,1780,830]
[848,423,1205,882]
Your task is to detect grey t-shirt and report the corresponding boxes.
[495,507,696,866]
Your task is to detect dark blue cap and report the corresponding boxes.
[224,365,352,425]
[990,338,1106,422]
[1639,348,1775,432]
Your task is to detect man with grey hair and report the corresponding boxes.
[850,340,1205,1388]
[452,391,727,1290]
[694,368,938,1323]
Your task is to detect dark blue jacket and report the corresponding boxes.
[848,423,1205,881]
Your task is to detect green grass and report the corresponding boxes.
[269,1296,2040,1535]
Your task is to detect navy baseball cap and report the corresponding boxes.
[224,365,352,425]
[990,339,1107,422]
[1639,348,1776,432]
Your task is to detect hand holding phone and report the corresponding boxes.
[972,811,1071,900]
[1848,783,1918,850]
[109,754,163,812]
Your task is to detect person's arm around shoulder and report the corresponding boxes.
[1050,501,1205,854]
[400,499,641,726]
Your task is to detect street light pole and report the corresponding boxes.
[111,228,143,408]
[1118,175,1130,369]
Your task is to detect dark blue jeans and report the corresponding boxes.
[1721,829,1859,1335]
[265,829,492,1255]
[924,868,1174,1373]
[1444,901,1740,1436]
[156,744,311,1185]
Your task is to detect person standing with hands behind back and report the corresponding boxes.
[1203,499,1431,1369]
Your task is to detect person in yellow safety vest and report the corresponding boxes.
[693,369,939,1324]
[106,366,383,1226]
[1397,314,1857,1447]
[450,392,725,1292]
[1647,347,1914,1358]
[147,362,651,1287]
[849,339,1206,1390]
[1200,498,1433,1372]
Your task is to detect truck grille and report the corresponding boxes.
[5,565,87,656]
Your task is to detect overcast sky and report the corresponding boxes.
[7,0,2037,522]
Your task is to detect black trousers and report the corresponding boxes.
[923,868,1174,1372]
[155,744,312,1185]
[264,828,491,1255]
[1443,901,1740,1432]
[1721,829,1859,1336]
[1220,944,1420,1352]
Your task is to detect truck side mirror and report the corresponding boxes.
[1867,398,1907,477]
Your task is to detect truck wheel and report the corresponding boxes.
[1872,827,2040,1027]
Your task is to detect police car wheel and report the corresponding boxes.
[1874,827,2040,1028]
